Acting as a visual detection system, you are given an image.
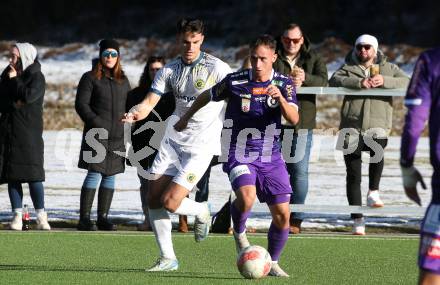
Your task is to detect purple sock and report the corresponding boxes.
[230,201,250,234]
[267,222,289,261]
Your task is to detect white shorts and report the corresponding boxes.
[149,138,213,191]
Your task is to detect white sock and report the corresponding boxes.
[35,208,45,215]
[148,208,176,260]
[13,208,22,214]
[174,197,205,216]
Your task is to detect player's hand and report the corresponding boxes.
[297,68,305,82]
[8,65,17,78]
[174,117,188,132]
[370,75,384,87]
[293,77,303,88]
[122,105,141,123]
[266,84,284,102]
[401,165,427,206]
[361,78,372,89]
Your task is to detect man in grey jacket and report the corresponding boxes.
[329,34,409,235]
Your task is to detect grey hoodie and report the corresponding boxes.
[15,43,37,71]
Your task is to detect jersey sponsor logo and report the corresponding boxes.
[176,94,196,102]
[232,79,249,85]
[194,79,206,90]
[267,96,279,108]
[252,87,266,95]
[239,93,252,99]
[186,173,197,184]
[271,80,284,87]
[229,165,251,182]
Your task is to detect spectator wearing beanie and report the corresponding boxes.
[75,39,131,231]
[329,34,409,235]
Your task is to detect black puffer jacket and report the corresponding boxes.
[0,61,45,183]
[75,71,131,176]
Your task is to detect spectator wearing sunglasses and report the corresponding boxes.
[126,56,175,231]
[273,23,328,234]
[75,39,131,231]
[329,34,409,235]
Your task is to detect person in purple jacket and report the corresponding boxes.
[401,47,440,284]
[175,34,299,277]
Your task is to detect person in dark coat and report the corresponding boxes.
[75,39,131,231]
[0,43,51,230]
[126,56,175,231]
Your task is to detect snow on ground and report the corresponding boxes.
[0,131,430,230]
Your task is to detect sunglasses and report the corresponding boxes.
[282,36,302,44]
[101,50,119,58]
[356,44,372,51]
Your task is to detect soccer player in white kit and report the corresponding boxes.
[123,18,231,271]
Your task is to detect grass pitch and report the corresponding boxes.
[0,231,418,284]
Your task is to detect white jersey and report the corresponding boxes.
[151,52,231,154]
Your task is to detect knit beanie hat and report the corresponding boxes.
[99,39,120,56]
[355,34,379,52]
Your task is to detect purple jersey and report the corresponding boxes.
[211,69,298,157]
[401,48,440,192]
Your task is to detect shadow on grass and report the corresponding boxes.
[0,264,242,280]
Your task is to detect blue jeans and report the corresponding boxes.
[8,182,45,210]
[283,129,313,220]
[82,171,116,190]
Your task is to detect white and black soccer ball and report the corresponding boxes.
[236,245,272,279]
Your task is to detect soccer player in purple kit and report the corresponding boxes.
[175,34,299,277]
[401,47,440,284]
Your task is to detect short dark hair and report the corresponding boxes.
[250,34,277,51]
[284,23,302,36]
[177,18,205,35]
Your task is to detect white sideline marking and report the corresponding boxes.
[0,231,419,240]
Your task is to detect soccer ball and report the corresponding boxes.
[237,245,272,279]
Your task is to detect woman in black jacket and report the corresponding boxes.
[75,39,131,231]
[126,56,175,231]
[0,43,50,231]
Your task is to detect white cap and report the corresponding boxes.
[355,34,378,52]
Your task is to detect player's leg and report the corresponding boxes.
[419,270,440,285]
[146,174,178,271]
[417,204,440,284]
[232,185,257,253]
[169,151,214,242]
[267,201,291,277]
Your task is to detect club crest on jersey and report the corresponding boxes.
[267,96,279,108]
[186,173,197,183]
[241,98,251,112]
[194,79,206,90]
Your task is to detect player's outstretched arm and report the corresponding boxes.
[174,90,211,132]
[267,84,299,125]
[122,92,161,123]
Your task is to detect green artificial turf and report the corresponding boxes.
[0,231,419,284]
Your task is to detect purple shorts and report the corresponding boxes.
[224,154,292,205]
[419,203,440,273]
